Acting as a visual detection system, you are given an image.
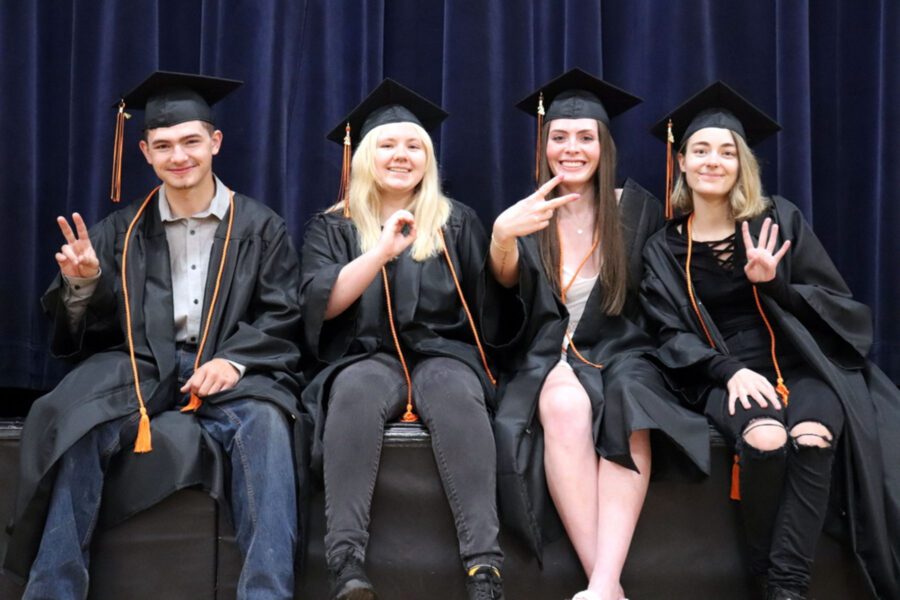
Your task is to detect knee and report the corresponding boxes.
[741,418,788,452]
[538,387,592,438]
[413,359,483,412]
[244,402,289,439]
[790,421,834,448]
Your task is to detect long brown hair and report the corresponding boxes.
[537,119,627,315]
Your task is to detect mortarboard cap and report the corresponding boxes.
[119,70,242,130]
[516,67,642,126]
[326,78,447,148]
[650,80,780,148]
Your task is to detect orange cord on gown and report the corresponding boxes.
[684,213,790,499]
[121,187,160,452]
[180,191,237,413]
[557,221,602,369]
[122,187,236,452]
[379,228,498,423]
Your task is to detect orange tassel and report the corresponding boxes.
[110,100,130,203]
[134,407,153,453]
[339,123,352,217]
[181,393,203,413]
[730,454,741,501]
[534,93,545,184]
[776,378,790,407]
[664,119,674,220]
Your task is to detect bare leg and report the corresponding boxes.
[539,363,599,575]
[587,429,651,600]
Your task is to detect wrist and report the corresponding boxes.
[491,233,514,253]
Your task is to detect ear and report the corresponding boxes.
[139,139,152,164]
[677,152,686,173]
[210,130,223,156]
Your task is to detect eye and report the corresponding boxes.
[550,135,565,143]
[580,135,595,143]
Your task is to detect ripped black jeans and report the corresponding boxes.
[707,360,845,595]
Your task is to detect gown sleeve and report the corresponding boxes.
[299,213,359,363]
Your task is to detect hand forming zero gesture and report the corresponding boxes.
[742,218,791,284]
[492,174,581,243]
[377,209,418,262]
[55,213,100,279]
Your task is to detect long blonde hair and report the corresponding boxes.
[537,119,627,315]
[671,129,769,220]
[328,122,451,261]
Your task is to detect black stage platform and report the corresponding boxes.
[0,419,870,599]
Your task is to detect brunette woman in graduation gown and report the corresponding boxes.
[299,80,507,600]
[640,81,900,600]
[488,69,710,600]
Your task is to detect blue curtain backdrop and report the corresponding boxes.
[1,0,897,391]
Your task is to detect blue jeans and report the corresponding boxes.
[24,349,297,600]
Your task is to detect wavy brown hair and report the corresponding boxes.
[537,119,626,315]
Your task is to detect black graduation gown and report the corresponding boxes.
[299,200,513,472]
[2,191,306,581]
[491,180,711,560]
[640,195,900,600]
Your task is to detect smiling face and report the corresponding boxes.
[139,120,221,191]
[545,118,601,189]
[370,122,427,202]
[678,126,739,202]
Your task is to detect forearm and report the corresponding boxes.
[325,247,391,319]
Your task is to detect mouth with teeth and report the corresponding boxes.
[387,166,412,173]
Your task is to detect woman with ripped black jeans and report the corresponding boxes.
[640,81,900,600]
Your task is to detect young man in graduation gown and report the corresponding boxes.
[2,72,305,600]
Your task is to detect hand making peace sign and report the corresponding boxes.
[742,218,791,284]
[492,174,581,244]
[55,213,100,279]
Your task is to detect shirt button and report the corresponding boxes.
[193,299,199,305]
[190,230,196,235]
[190,336,197,342]
[191,264,196,270]
[73,285,81,290]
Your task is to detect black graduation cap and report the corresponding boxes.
[650,80,781,148]
[515,67,642,126]
[326,78,447,148]
[118,70,243,130]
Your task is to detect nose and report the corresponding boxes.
[171,144,188,162]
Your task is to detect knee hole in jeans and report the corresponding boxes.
[741,418,788,452]
[790,420,833,448]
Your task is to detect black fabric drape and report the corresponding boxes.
[1,0,897,392]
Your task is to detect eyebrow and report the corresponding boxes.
[549,129,597,135]
[151,134,204,146]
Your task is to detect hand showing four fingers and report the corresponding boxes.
[55,213,100,279]
[742,218,791,283]
[492,174,581,244]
